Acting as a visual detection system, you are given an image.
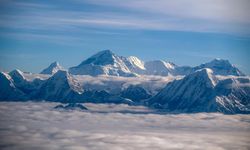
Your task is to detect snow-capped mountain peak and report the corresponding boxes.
[148,68,218,111]
[148,67,249,113]
[80,50,116,66]
[206,58,231,67]
[92,49,114,57]
[193,68,217,87]
[194,58,244,76]
[0,72,27,100]
[35,70,83,101]
[50,70,69,80]
[49,70,81,91]
[69,50,136,77]
[67,50,245,77]
[40,61,64,75]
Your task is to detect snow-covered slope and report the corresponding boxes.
[0,72,27,100]
[144,60,176,76]
[148,68,250,114]
[192,59,244,76]
[172,59,244,76]
[40,61,64,75]
[8,69,45,96]
[69,50,136,77]
[34,70,82,101]
[125,56,146,74]
[8,69,27,86]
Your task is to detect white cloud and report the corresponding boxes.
[0,102,249,150]
[84,0,250,24]
[1,0,249,36]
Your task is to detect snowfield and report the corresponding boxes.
[0,102,250,150]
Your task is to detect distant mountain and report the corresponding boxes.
[192,58,244,76]
[69,50,244,77]
[69,50,137,77]
[148,68,250,114]
[68,50,181,76]
[34,70,82,101]
[40,61,64,75]
[8,69,40,95]
[144,60,176,76]
[173,59,244,76]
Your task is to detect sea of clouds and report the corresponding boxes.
[0,102,249,150]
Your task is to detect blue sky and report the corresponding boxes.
[0,0,250,74]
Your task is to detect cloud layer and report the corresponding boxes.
[1,0,250,36]
[0,102,249,150]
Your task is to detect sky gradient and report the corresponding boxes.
[0,0,250,74]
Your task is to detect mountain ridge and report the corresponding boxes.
[66,50,245,77]
[148,68,249,114]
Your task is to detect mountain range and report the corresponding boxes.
[68,50,244,77]
[0,50,249,114]
[148,68,249,114]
